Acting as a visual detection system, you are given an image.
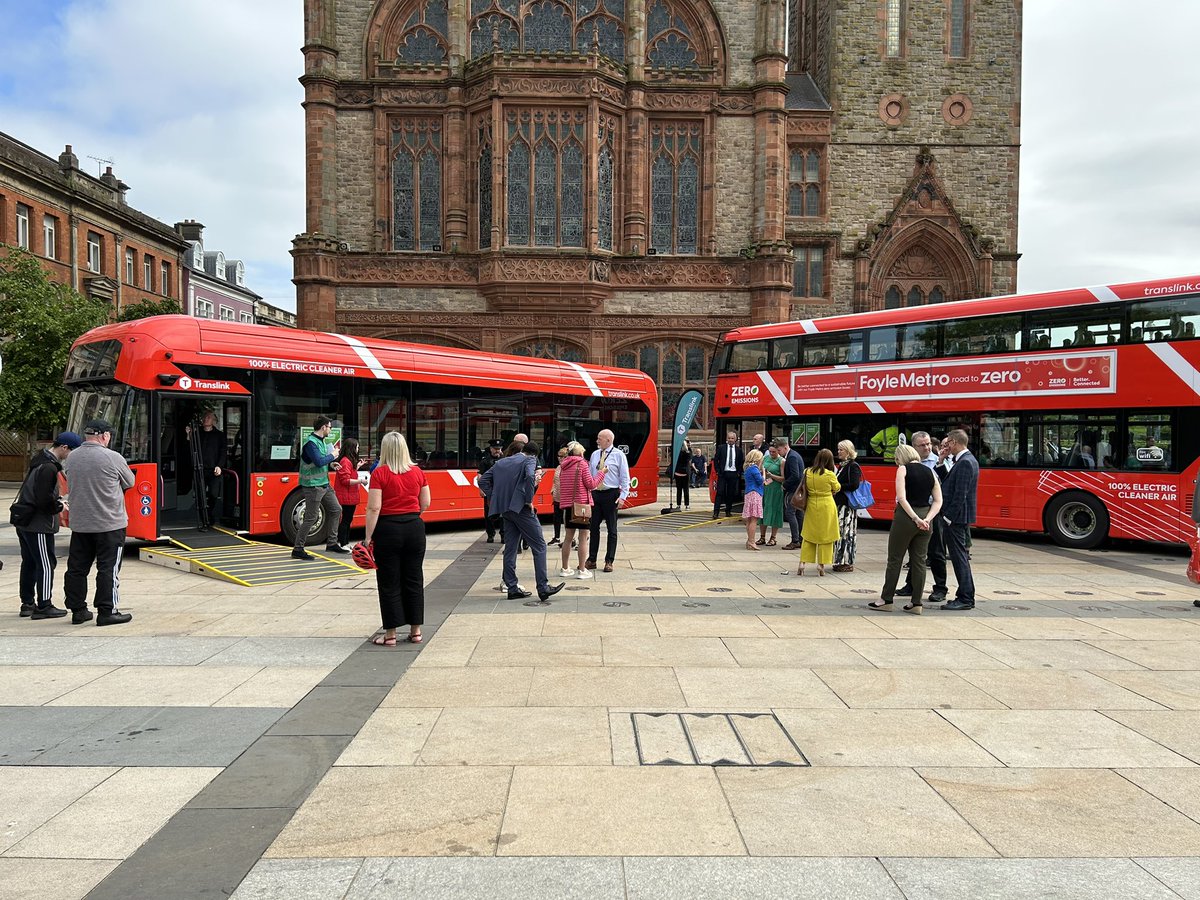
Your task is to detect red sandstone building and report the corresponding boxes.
[294,0,1022,429]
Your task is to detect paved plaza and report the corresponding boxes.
[4,486,1200,899]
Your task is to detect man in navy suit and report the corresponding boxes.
[711,431,744,519]
[478,442,565,602]
[938,428,979,610]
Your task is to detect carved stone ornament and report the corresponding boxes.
[715,93,754,113]
[336,87,374,106]
[480,256,594,284]
[889,249,938,279]
[336,256,478,284]
[879,93,908,127]
[610,259,750,288]
[378,87,449,106]
[787,116,831,137]
[338,311,749,331]
[644,91,713,111]
[941,93,973,126]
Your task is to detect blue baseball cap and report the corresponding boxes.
[53,432,83,449]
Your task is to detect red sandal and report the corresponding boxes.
[371,633,397,646]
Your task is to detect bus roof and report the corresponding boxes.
[71,316,655,400]
[720,275,1200,343]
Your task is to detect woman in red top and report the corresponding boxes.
[364,431,430,645]
[332,437,363,548]
[556,441,599,578]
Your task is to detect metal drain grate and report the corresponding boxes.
[630,712,808,767]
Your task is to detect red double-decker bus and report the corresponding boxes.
[712,275,1200,548]
[64,316,658,542]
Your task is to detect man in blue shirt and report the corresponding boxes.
[585,429,630,573]
[293,416,348,560]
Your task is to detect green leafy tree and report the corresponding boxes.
[116,296,183,322]
[0,247,108,438]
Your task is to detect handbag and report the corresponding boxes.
[845,471,875,510]
[1188,541,1200,585]
[790,469,809,511]
[570,463,593,526]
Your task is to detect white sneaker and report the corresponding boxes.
[500,582,528,593]
[576,568,593,579]
[559,567,575,577]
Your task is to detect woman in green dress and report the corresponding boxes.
[758,443,784,545]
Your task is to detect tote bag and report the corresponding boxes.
[846,479,875,510]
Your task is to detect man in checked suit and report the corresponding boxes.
[711,430,744,519]
[478,441,565,602]
[937,428,980,610]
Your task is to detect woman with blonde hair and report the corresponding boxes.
[870,442,942,614]
[742,449,765,550]
[832,439,863,572]
[797,447,841,576]
[556,441,600,578]
[364,431,430,645]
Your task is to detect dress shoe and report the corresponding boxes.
[507,588,533,600]
[20,604,35,618]
[603,563,614,573]
[928,590,948,604]
[97,611,133,626]
[486,535,495,543]
[538,582,566,601]
[31,605,68,620]
[895,585,913,597]
[71,609,94,625]
[782,542,800,551]
[584,559,596,570]
[832,564,854,573]
[940,599,975,611]
[324,545,350,554]
[291,549,315,561]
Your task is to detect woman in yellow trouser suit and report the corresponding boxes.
[797,447,842,576]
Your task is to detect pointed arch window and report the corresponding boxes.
[505,109,586,248]
[649,121,702,255]
[885,286,902,309]
[621,340,712,428]
[929,286,946,305]
[597,116,617,251]
[907,286,924,307]
[646,0,700,69]
[392,119,442,251]
[395,0,450,64]
[470,0,625,61]
[510,340,585,362]
[477,118,493,249]
[788,148,822,217]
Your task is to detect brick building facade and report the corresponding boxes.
[294,0,1021,428]
[175,220,263,325]
[0,132,187,313]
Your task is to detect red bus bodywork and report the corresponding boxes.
[714,275,1200,546]
[66,317,659,541]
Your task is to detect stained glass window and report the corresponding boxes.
[622,341,712,428]
[929,286,946,304]
[507,139,531,246]
[787,148,822,217]
[949,0,967,57]
[396,0,450,65]
[645,0,699,69]
[598,144,614,251]
[392,119,442,251]
[792,246,825,297]
[470,0,625,60]
[885,286,902,308]
[615,351,635,369]
[478,121,493,249]
[907,286,924,306]
[648,122,702,255]
[505,108,586,247]
[560,142,584,247]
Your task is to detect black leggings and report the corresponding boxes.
[674,475,690,507]
[337,504,356,546]
[552,502,565,540]
[373,514,425,629]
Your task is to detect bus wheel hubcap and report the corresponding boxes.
[1058,503,1095,539]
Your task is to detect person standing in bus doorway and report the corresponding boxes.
[479,441,565,600]
[586,429,630,573]
[832,440,863,572]
[62,421,134,626]
[938,428,979,610]
[293,415,347,561]
[478,440,504,543]
[712,431,744,519]
[778,437,805,550]
[188,409,226,531]
[364,431,429,645]
[15,432,81,620]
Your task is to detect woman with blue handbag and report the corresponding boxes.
[833,440,863,572]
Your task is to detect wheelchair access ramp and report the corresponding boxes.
[627,509,739,530]
[139,528,364,586]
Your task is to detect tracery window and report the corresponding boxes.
[649,121,701,255]
[505,109,585,248]
[792,246,825,298]
[885,0,904,58]
[597,115,617,251]
[949,0,968,58]
[477,118,493,249]
[392,119,442,251]
[617,341,711,428]
[787,148,821,217]
[511,340,585,362]
[395,0,450,64]
[469,0,626,62]
[645,0,701,69]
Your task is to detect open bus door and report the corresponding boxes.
[156,395,249,535]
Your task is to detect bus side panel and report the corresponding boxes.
[246,473,296,535]
[126,463,159,540]
[1032,469,1192,544]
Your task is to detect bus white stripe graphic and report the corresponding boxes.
[865,401,885,414]
[328,333,392,380]
[564,361,603,397]
[1148,343,1200,397]
[798,319,818,335]
[448,470,471,487]
[756,371,796,416]
[1087,285,1121,303]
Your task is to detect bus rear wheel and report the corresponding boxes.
[281,491,330,546]
[1044,491,1109,549]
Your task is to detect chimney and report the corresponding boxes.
[59,144,79,171]
[174,219,205,243]
[100,166,118,188]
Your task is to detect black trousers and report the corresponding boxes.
[202,470,222,521]
[373,514,426,629]
[483,496,497,540]
[64,529,125,613]
[551,501,565,540]
[674,475,690,508]
[18,530,57,607]
[944,522,976,602]
[588,489,620,565]
[920,516,949,595]
[713,472,740,517]
[337,504,356,547]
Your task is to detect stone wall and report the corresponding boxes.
[710,0,756,87]
[713,116,755,254]
[335,112,375,250]
[605,289,747,317]
[335,0,373,79]
[337,285,489,312]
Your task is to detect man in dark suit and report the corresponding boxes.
[711,430,744,519]
[777,437,805,550]
[937,428,979,610]
[478,441,564,602]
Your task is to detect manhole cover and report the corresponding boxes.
[1065,591,1093,596]
[995,590,1020,595]
[522,599,551,607]
[604,601,631,608]
[708,587,733,593]
[779,588,805,594]
[851,589,875,595]
[682,602,710,608]
[1077,605,1112,612]
[1158,605,1192,612]
[762,602,790,609]
[636,586,661,592]
[999,604,1030,611]
[1137,591,1166,596]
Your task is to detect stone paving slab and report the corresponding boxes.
[0,766,114,852]
[0,666,116,705]
[268,686,392,736]
[187,736,352,809]
[954,669,1169,710]
[1120,767,1200,824]
[0,858,119,900]
[1135,858,1200,900]
[811,668,1007,710]
[201,636,364,668]
[881,857,1185,900]
[624,857,906,899]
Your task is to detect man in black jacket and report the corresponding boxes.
[193,410,227,530]
[711,430,744,519]
[778,437,806,550]
[477,440,504,543]
[16,432,81,619]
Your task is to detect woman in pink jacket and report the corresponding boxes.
[556,441,600,579]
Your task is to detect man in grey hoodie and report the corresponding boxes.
[62,420,135,626]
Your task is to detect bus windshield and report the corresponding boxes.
[67,385,152,463]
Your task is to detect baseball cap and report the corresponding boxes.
[53,431,83,449]
[84,419,113,435]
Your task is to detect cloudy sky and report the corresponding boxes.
[0,1,1196,311]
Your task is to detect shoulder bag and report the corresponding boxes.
[8,463,41,528]
[845,463,875,510]
[790,468,809,511]
[570,463,593,526]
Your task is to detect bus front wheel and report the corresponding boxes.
[281,491,331,546]
[1044,491,1109,549]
